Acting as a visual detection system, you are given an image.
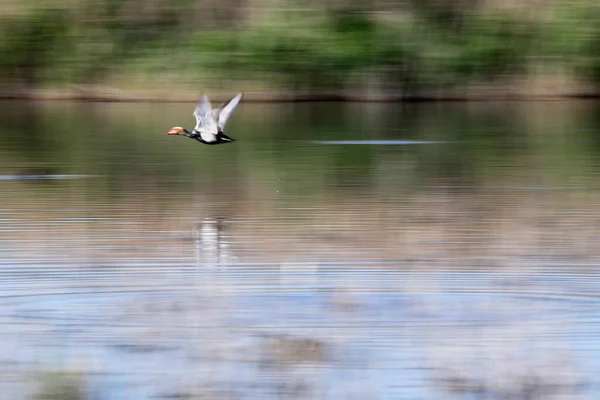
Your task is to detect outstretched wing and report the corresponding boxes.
[193,95,219,133]
[215,92,242,130]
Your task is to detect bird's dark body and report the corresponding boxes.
[184,128,236,145]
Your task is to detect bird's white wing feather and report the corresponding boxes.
[216,93,242,130]
[193,95,218,141]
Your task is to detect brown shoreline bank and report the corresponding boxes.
[2,92,600,103]
[1,77,599,103]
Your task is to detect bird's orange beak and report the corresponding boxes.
[166,127,184,136]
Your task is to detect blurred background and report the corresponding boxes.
[1,0,600,99]
[2,1,600,400]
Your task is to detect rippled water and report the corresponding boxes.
[2,100,600,399]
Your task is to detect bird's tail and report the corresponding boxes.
[220,133,236,142]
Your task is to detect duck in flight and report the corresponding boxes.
[166,93,242,145]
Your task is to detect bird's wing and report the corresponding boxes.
[193,95,219,136]
[216,93,243,130]
[211,108,220,122]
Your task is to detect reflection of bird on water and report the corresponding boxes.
[166,93,242,145]
[193,217,233,268]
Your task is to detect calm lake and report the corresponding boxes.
[2,99,600,399]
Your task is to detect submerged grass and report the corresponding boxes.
[29,368,88,400]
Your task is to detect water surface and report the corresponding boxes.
[2,100,600,399]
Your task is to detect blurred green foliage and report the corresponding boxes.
[0,8,70,87]
[539,1,600,82]
[1,0,600,93]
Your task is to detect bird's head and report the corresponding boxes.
[166,127,186,136]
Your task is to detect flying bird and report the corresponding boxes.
[166,92,242,145]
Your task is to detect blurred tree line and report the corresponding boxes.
[0,0,600,97]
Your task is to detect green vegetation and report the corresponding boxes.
[1,0,600,97]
